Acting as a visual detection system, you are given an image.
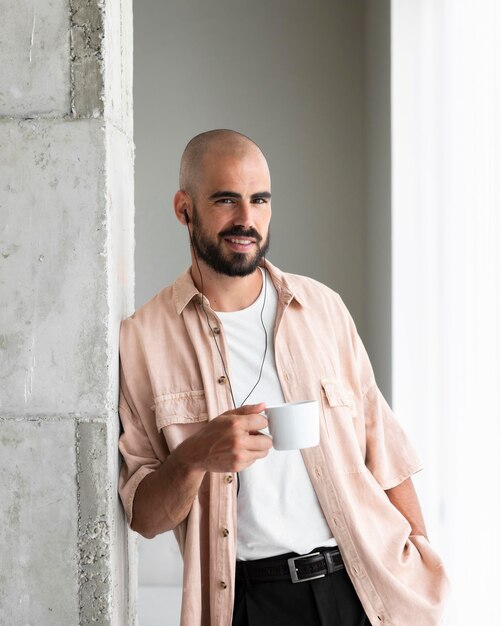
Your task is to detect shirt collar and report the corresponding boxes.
[173,268,202,315]
[264,260,309,309]
[172,260,308,315]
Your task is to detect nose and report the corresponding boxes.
[232,200,253,229]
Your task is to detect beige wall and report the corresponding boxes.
[364,0,392,399]
[134,0,368,335]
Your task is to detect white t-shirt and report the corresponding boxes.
[216,268,337,560]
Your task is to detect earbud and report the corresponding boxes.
[183,208,190,225]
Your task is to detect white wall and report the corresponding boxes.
[132,0,391,614]
[392,2,501,623]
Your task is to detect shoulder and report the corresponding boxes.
[120,283,178,348]
[285,271,340,298]
[267,263,357,339]
[273,265,348,313]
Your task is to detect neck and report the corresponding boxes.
[190,257,264,312]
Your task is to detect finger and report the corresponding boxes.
[234,444,271,470]
[241,412,269,432]
[233,402,266,415]
[243,431,273,451]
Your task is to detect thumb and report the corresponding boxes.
[233,402,266,415]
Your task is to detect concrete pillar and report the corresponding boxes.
[0,1,135,624]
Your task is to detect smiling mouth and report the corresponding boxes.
[223,237,257,252]
[226,237,255,245]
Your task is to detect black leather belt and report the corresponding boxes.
[236,547,344,584]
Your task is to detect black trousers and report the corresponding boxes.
[232,549,371,626]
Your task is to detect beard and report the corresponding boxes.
[190,205,270,277]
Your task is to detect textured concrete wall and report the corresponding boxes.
[0,1,135,624]
[0,0,70,116]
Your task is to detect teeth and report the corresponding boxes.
[229,238,252,245]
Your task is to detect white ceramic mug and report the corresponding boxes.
[264,400,319,450]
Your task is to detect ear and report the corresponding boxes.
[174,190,192,225]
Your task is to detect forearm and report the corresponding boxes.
[385,477,428,539]
[131,440,206,538]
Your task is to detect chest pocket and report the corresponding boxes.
[153,390,209,452]
[321,379,356,416]
[320,378,365,472]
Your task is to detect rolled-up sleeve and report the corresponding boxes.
[363,383,423,489]
[339,295,423,489]
[118,320,168,525]
[118,381,161,524]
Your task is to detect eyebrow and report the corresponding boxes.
[252,192,272,200]
[208,191,272,201]
[208,191,241,200]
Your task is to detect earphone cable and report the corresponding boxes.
[186,222,269,499]
[189,228,238,410]
[187,221,268,410]
[239,256,268,406]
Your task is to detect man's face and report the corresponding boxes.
[189,150,272,277]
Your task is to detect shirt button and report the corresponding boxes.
[220,581,227,590]
[218,376,227,385]
[224,475,233,484]
[221,527,229,538]
[212,327,220,335]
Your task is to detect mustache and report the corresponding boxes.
[218,226,262,242]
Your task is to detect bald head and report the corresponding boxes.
[179,129,267,197]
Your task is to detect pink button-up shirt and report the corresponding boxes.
[118,261,449,626]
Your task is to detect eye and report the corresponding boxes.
[252,196,269,205]
[216,197,236,205]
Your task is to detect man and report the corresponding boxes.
[118,130,448,626]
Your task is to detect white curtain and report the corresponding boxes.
[391,1,501,624]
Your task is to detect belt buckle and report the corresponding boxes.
[287,552,325,584]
